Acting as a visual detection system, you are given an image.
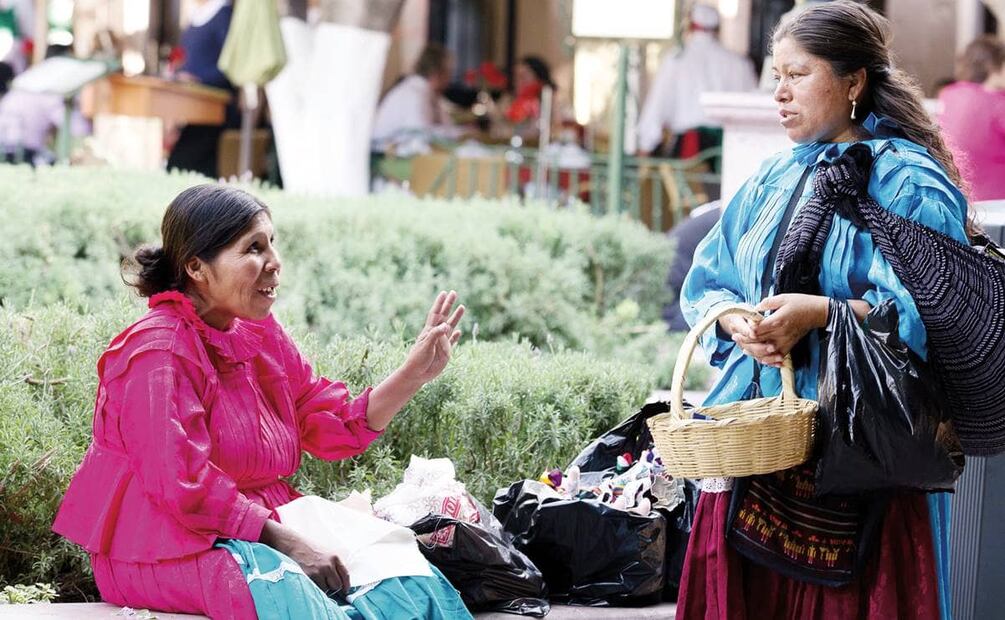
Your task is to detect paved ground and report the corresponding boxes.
[0,602,676,619]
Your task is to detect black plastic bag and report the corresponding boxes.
[409,514,549,616]
[568,401,669,473]
[567,401,696,599]
[492,480,666,606]
[815,299,965,495]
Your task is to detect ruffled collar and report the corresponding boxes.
[793,113,906,165]
[149,291,265,364]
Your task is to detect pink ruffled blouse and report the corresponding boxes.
[52,291,381,563]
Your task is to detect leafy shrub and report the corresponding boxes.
[0,583,58,604]
[0,301,655,598]
[0,164,708,600]
[0,165,675,355]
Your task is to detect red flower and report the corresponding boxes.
[168,46,186,69]
[483,63,508,89]
[468,61,508,91]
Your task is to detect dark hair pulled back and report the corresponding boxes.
[520,55,556,90]
[772,0,977,233]
[128,184,269,297]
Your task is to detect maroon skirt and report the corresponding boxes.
[675,490,940,620]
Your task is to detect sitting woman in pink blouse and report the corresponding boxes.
[52,185,469,619]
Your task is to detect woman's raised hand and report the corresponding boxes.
[401,290,465,384]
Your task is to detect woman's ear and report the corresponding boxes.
[849,67,868,103]
[185,257,206,284]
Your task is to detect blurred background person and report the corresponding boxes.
[504,55,556,127]
[0,0,32,77]
[167,0,236,178]
[662,200,722,332]
[938,35,1005,201]
[372,43,458,155]
[0,45,88,166]
[636,4,757,159]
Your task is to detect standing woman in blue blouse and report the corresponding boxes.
[677,2,968,619]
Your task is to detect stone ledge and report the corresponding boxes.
[0,602,676,619]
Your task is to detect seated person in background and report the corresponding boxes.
[372,43,459,154]
[52,185,472,619]
[637,4,757,159]
[504,55,556,127]
[167,0,237,178]
[0,90,88,165]
[938,35,1005,201]
[663,201,721,331]
[0,0,33,76]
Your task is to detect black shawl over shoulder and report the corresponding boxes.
[774,143,1005,456]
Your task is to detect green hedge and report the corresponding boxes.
[0,164,706,598]
[0,165,674,354]
[0,300,656,597]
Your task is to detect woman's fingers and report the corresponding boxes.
[757,355,785,368]
[732,332,776,353]
[736,340,776,358]
[753,312,791,338]
[426,290,460,328]
[425,291,448,327]
[308,564,335,594]
[333,556,351,595]
[449,329,462,346]
[741,342,784,366]
[447,303,465,329]
[735,319,759,340]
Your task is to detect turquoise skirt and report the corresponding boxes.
[217,539,473,620]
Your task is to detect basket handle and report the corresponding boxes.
[669,303,797,420]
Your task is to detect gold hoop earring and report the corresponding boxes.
[851,100,858,120]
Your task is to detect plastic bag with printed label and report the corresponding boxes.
[374,456,483,546]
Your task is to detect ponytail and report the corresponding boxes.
[128,245,180,298]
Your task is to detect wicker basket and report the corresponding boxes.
[647,303,817,479]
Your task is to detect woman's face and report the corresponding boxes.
[772,37,861,144]
[515,62,537,91]
[188,211,282,329]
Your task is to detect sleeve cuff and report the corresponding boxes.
[699,302,738,368]
[232,501,273,542]
[351,387,384,439]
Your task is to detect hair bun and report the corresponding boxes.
[130,245,175,297]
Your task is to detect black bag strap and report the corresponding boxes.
[750,165,813,387]
[760,166,813,300]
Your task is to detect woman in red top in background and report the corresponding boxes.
[505,55,556,125]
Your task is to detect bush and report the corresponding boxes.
[0,165,675,355]
[0,583,58,604]
[0,301,656,598]
[0,164,707,600]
